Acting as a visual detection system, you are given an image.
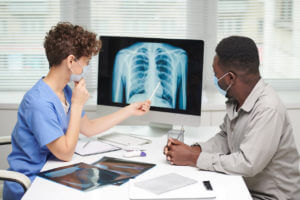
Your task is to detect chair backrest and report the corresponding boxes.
[0,136,31,192]
[0,170,31,191]
[0,136,11,145]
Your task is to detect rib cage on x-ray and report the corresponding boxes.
[112,42,187,110]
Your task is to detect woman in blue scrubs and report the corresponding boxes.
[3,22,151,200]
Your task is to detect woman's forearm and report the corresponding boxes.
[65,104,83,150]
[82,106,133,137]
[47,104,83,161]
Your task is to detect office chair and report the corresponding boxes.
[0,136,31,192]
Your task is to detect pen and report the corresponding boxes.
[83,140,90,148]
[176,125,184,140]
[149,82,160,101]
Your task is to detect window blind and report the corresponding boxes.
[0,0,60,90]
[88,0,189,91]
[217,0,300,80]
[88,0,215,91]
[0,0,210,92]
[2,0,298,93]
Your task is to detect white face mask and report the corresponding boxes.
[70,61,88,82]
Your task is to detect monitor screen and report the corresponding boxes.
[97,36,204,116]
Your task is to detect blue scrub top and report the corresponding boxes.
[3,78,85,200]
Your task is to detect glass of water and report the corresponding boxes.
[167,128,184,143]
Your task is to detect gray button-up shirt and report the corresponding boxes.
[197,79,300,200]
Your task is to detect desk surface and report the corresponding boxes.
[22,126,252,200]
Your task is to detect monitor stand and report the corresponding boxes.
[149,122,173,132]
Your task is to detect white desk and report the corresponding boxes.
[22,126,252,200]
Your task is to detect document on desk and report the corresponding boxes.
[129,173,216,200]
[75,139,120,156]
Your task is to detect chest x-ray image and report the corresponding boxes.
[112,42,187,110]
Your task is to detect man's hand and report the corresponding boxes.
[163,138,201,166]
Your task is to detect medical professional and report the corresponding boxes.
[164,36,300,199]
[3,22,151,200]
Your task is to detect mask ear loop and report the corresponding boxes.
[217,72,229,82]
[225,72,235,92]
[68,64,75,76]
[69,57,80,74]
[225,82,233,92]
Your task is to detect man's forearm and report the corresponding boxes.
[195,131,230,154]
[190,145,202,167]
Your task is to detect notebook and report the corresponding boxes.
[129,173,216,200]
[75,139,120,156]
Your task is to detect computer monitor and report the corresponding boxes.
[97,36,204,128]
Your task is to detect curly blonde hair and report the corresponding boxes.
[44,22,101,67]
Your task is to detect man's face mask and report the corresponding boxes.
[213,72,232,96]
[70,61,88,82]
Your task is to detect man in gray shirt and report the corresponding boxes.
[164,36,300,200]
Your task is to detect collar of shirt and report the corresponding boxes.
[226,78,265,120]
[40,77,71,129]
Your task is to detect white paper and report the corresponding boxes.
[75,139,120,156]
[134,173,197,195]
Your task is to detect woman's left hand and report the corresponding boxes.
[128,100,151,116]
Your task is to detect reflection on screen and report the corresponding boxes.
[38,162,128,191]
[92,156,156,185]
[112,42,187,110]
[93,156,155,177]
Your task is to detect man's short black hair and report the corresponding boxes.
[215,36,260,74]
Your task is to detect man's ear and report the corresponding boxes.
[228,71,237,85]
